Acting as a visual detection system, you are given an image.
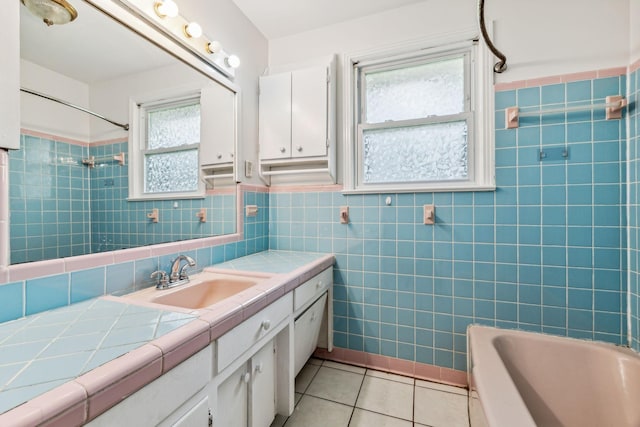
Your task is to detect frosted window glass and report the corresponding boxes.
[148,103,200,149]
[365,57,464,124]
[145,150,198,193]
[363,121,468,184]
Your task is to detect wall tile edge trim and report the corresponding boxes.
[495,66,629,91]
[314,347,467,388]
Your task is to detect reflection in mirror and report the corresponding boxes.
[12,0,237,264]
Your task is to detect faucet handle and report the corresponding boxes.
[150,270,169,289]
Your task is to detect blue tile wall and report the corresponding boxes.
[0,189,268,320]
[270,74,628,371]
[9,136,91,263]
[629,65,640,351]
[88,142,237,252]
[9,138,238,264]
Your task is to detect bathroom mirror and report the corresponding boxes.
[11,0,238,264]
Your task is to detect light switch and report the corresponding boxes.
[423,205,435,225]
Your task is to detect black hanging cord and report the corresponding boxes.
[478,0,507,73]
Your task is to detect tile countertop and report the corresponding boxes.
[0,250,334,426]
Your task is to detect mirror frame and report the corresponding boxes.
[0,0,245,277]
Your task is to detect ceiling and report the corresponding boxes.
[20,0,176,84]
[231,0,426,39]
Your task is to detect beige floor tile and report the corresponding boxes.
[355,376,413,421]
[295,392,303,406]
[416,379,467,396]
[308,357,323,366]
[322,360,366,374]
[305,366,364,406]
[284,395,352,427]
[414,385,469,427]
[366,369,414,385]
[270,414,287,427]
[348,409,412,427]
[295,362,320,393]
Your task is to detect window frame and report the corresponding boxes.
[343,34,495,194]
[129,90,206,201]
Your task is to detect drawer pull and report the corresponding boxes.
[261,320,271,331]
[243,372,251,383]
[316,281,322,289]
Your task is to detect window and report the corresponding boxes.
[129,93,205,200]
[344,37,494,193]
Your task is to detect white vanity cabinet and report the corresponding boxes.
[212,293,292,427]
[258,57,336,181]
[216,340,276,427]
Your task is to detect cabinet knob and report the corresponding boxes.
[261,320,271,331]
[230,153,234,158]
[316,281,322,289]
[242,372,251,383]
[296,146,303,152]
[279,147,286,153]
[255,363,263,374]
[216,153,222,159]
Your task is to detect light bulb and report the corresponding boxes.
[183,22,203,38]
[206,40,222,54]
[226,54,240,68]
[154,0,178,18]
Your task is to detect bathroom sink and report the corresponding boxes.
[122,271,271,309]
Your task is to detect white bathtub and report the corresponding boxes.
[467,325,640,427]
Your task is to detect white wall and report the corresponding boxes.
[179,0,269,184]
[269,0,630,83]
[20,59,91,142]
[631,0,640,62]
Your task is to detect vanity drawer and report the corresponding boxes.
[217,293,292,372]
[294,267,332,313]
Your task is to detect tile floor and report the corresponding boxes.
[271,358,470,427]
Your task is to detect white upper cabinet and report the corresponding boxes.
[200,84,237,166]
[258,73,292,160]
[258,56,336,182]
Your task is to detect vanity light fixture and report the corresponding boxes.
[226,54,240,68]
[183,21,202,38]
[206,40,222,54]
[153,0,178,18]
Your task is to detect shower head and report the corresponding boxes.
[21,0,78,26]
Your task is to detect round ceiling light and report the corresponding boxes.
[21,0,78,26]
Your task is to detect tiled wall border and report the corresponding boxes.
[314,347,467,387]
[494,66,628,91]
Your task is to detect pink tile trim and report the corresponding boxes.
[151,319,210,372]
[85,357,163,421]
[0,401,42,427]
[494,66,627,91]
[629,58,640,73]
[20,128,88,147]
[268,184,343,193]
[75,344,162,396]
[597,67,628,78]
[112,246,153,263]
[9,258,65,282]
[0,267,9,285]
[199,301,245,340]
[238,183,269,193]
[314,347,468,388]
[35,382,88,427]
[65,252,114,272]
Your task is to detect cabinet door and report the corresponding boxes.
[171,397,210,427]
[216,364,249,427]
[291,66,328,158]
[259,73,291,160]
[200,84,236,166]
[294,293,327,376]
[250,341,276,427]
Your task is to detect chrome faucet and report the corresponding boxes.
[170,254,196,282]
[150,254,196,290]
